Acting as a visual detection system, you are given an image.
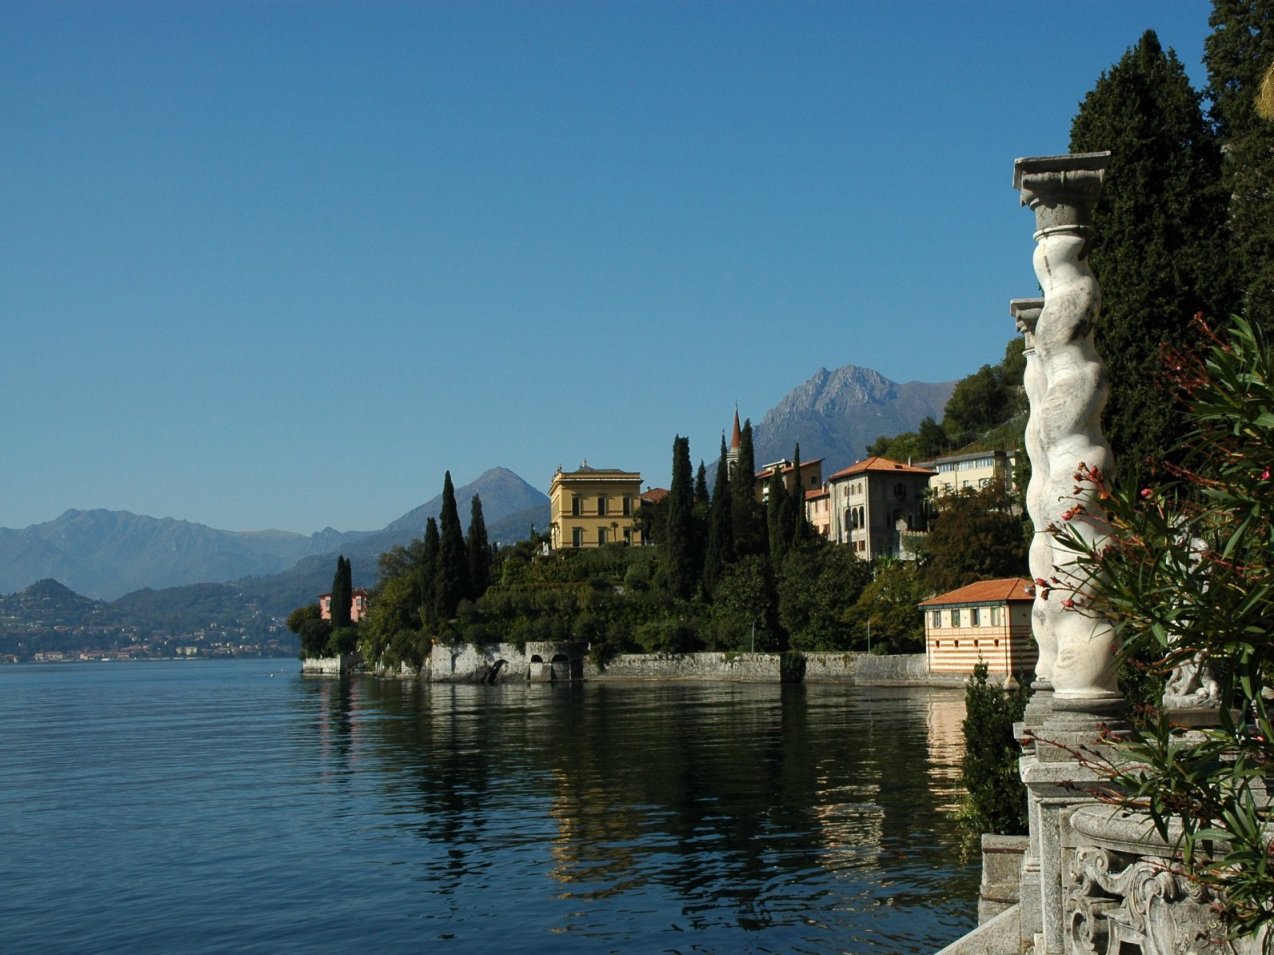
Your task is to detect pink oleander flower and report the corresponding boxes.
[1062,598,1076,609]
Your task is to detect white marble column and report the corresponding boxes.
[1014,153,1122,726]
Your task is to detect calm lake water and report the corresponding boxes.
[0,660,977,953]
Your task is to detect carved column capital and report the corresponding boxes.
[1011,297,1044,350]
[1013,152,1110,234]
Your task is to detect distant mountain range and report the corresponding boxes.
[0,468,548,601]
[0,364,953,628]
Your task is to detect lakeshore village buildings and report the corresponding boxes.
[321,408,1028,682]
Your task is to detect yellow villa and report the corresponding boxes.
[549,463,644,550]
[920,577,1036,680]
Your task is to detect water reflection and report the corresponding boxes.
[314,677,978,952]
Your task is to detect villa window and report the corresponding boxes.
[952,609,961,628]
[571,496,581,517]
[622,496,631,516]
[991,606,1002,626]
[597,496,607,516]
[971,607,981,626]
[572,527,584,548]
[598,527,607,546]
[931,610,941,628]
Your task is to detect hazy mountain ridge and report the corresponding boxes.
[0,509,374,600]
[0,468,549,602]
[753,365,954,471]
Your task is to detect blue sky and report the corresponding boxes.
[3,1,1214,534]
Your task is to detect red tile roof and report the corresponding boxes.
[827,455,937,480]
[641,488,668,504]
[919,577,1035,607]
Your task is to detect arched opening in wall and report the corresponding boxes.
[530,654,544,663]
[551,652,570,682]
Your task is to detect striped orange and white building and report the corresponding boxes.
[920,577,1036,680]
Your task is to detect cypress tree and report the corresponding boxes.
[466,494,491,601]
[766,469,788,560]
[703,437,736,595]
[330,555,353,629]
[419,517,440,630]
[1070,30,1234,489]
[664,435,698,599]
[694,461,710,505]
[730,419,765,556]
[1205,0,1274,328]
[435,471,470,622]
[789,443,808,549]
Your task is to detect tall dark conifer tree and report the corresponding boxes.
[766,469,788,560]
[730,419,765,556]
[435,471,470,621]
[694,461,710,505]
[1206,0,1274,328]
[1070,30,1234,489]
[789,443,808,550]
[664,435,698,599]
[466,494,491,600]
[330,555,352,629]
[703,437,735,595]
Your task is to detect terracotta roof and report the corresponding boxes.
[919,577,1035,607]
[805,487,828,500]
[827,455,937,480]
[641,488,668,504]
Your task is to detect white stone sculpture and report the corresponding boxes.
[1014,154,1121,710]
[1011,298,1056,690]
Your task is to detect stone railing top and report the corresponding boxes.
[1070,803,1180,858]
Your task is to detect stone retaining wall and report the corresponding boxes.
[587,651,938,684]
[300,652,362,675]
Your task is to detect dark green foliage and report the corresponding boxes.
[663,435,699,600]
[789,443,808,551]
[730,420,766,557]
[436,471,470,623]
[694,461,710,505]
[957,662,1029,849]
[1070,29,1235,490]
[1205,0,1274,327]
[286,603,331,658]
[466,494,492,601]
[848,558,927,653]
[765,469,787,560]
[710,555,782,651]
[779,543,873,650]
[420,517,439,630]
[329,555,353,629]
[943,364,1013,442]
[919,486,1027,594]
[703,437,735,595]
